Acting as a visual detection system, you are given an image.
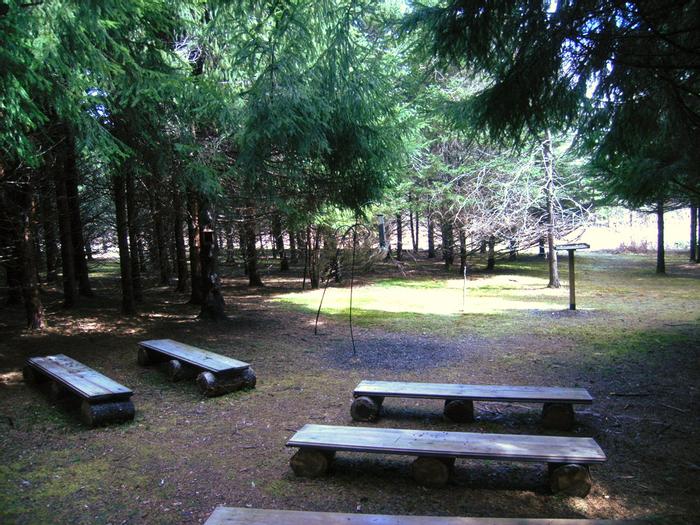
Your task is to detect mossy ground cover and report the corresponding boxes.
[1,250,698,524]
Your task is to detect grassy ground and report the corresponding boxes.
[1,250,698,524]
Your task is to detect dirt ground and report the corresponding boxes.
[1,252,698,524]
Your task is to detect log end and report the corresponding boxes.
[411,456,452,487]
[290,449,333,478]
[542,403,575,430]
[549,463,592,497]
[443,399,475,423]
[350,396,381,422]
[137,347,151,366]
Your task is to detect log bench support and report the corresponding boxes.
[411,456,455,487]
[350,396,384,421]
[80,399,135,427]
[289,449,336,477]
[138,339,256,397]
[443,399,475,423]
[542,402,575,430]
[548,462,592,497]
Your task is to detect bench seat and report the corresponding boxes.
[287,424,605,496]
[24,354,134,427]
[205,507,639,525]
[137,339,255,396]
[352,380,592,429]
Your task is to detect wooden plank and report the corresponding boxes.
[27,355,132,401]
[138,339,249,373]
[354,381,593,404]
[287,425,606,464]
[555,243,590,251]
[205,507,637,525]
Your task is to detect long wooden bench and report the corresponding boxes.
[287,424,606,496]
[205,507,640,525]
[137,339,256,397]
[352,380,593,430]
[23,354,135,427]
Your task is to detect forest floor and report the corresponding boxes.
[1,250,699,524]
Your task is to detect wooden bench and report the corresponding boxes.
[352,380,593,430]
[23,354,135,427]
[287,424,606,496]
[205,507,640,525]
[137,339,256,397]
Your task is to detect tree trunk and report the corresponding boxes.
[427,215,435,258]
[486,235,496,271]
[508,239,517,260]
[54,153,77,307]
[441,220,454,269]
[543,131,560,288]
[309,226,321,289]
[244,209,263,287]
[459,228,467,274]
[288,228,298,264]
[272,213,289,271]
[40,176,58,283]
[696,206,700,263]
[656,198,665,274]
[539,237,546,257]
[238,222,248,275]
[187,190,204,304]
[413,210,420,253]
[199,202,226,320]
[690,205,697,262]
[126,167,143,302]
[396,213,403,261]
[173,179,188,292]
[112,174,135,315]
[64,129,92,297]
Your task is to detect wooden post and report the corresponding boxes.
[568,248,576,310]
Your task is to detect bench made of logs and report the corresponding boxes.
[352,380,593,430]
[23,354,135,427]
[204,507,640,525]
[137,339,256,397]
[287,424,606,496]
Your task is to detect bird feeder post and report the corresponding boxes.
[555,243,590,310]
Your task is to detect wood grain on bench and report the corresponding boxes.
[287,424,606,464]
[27,355,132,401]
[354,381,593,404]
[205,507,636,525]
[139,339,249,373]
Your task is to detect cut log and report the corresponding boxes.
[49,381,70,402]
[167,359,198,382]
[290,449,334,478]
[443,399,475,423]
[350,396,383,422]
[542,402,575,430]
[548,463,592,497]
[137,346,153,366]
[80,399,135,427]
[410,456,452,487]
[23,365,48,385]
[196,367,256,397]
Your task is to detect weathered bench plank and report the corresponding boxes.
[138,339,250,373]
[24,355,134,427]
[137,339,255,397]
[26,355,132,401]
[354,381,593,404]
[287,424,604,494]
[287,424,605,464]
[205,507,638,525]
[352,381,591,429]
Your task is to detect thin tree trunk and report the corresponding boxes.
[173,178,188,292]
[441,219,454,269]
[690,205,697,262]
[657,199,665,274]
[486,235,496,271]
[310,226,321,289]
[272,213,289,271]
[244,208,263,287]
[289,229,298,264]
[40,175,58,283]
[126,167,143,302]
[509,239,517,260]
[54,154,77,307]
[427,215,435,258]
[64,128,92,297]
[414,210,420,253]
[396,213,403,261]
[543,131,560,288]
[539,237,546,257]
[199,202,226,320]
[696,207,700,263]
[112,174,135,315]
[459,228,467,274]
[187,189,204,304]
[18,184,44,329]
[238,222,248,275]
